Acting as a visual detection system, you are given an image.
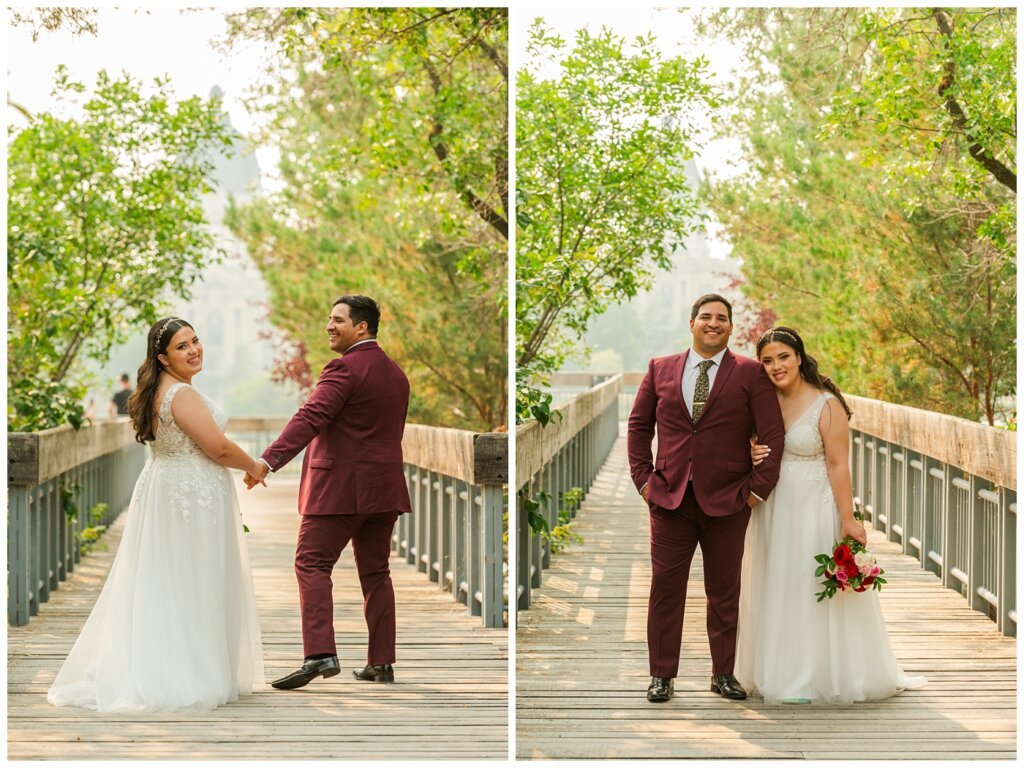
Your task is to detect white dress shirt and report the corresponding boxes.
[682,347,727,415]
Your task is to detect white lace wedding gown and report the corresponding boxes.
[47,383,264,712]
[735,391,925,703]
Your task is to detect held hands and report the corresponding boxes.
[840,516,868,546]
[244,458,269,490]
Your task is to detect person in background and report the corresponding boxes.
[109,373,133,418]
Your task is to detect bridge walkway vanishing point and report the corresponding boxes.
[516,435,1016,760]
[9,477,508,760]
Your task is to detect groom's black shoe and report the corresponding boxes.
[271,656,341,690]
[647,677,674,703]
[352,663,395,683]
[710,674,747,700]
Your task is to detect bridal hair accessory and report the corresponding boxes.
[813,499,886,601]
[154,318,181,351]
[763,328,801,347]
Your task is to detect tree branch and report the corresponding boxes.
[932,8,1016,193]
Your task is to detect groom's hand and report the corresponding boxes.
[245,459,270,490]
[747,493,761,509]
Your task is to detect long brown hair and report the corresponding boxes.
[127,317,194,443]
[756,326,853,419]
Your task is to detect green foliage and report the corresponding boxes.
[515,368,562,426]
[8,69,233,431]
[516,21,718,415]
[224,8,507,430]
[698,8,1015,424]
[527,485,586,553]
[519,488,550,537]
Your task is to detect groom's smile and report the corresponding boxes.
[689,300,733,356]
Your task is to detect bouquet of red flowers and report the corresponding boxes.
[814,537,886,602]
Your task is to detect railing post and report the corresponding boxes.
[454,479,468,607]
[943,469,967,597]
[530,474,543,589]
[8,487,31,626]
[922,458,944,578]
[478,484,504,628]
[517,480,532,611]
[464,483,480,617]
[440,476,454,592]
[998,492,1016,637]
[416,469,430,575]
[969,475,991,617]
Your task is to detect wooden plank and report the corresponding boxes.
[516,436,1017,760]
[8,477,508,760]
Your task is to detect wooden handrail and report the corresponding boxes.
[516,374,623,483]
[10,419,508,489]
[846,395,1015,490]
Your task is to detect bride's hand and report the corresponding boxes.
[841,517,867,546]
[750,441,771,467]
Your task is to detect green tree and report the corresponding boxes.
[515,21,719,421]
[698,8,1014,423]
[224,7,507,430]
[8,69,233,430]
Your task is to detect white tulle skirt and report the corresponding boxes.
[47,456,264,712]
[735,459,926,704]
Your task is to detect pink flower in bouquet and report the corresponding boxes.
[835,570,849,585]
[870,565,881,577]
[859,562,873,576]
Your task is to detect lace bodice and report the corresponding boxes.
[152,382,227,458]
[147,382,230,525]
[781,391,833,464]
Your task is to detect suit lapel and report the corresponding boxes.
[700,349,736,418]
[672,351,693,423]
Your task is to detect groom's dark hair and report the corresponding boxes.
[691,293,733,323]
[334,294,381,334]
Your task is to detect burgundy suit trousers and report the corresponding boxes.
[648,484,751,678]
[295,512,399,663]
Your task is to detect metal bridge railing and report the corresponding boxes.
[516,375,622,612]
[8,421,146,626]
[230,419,508,629]
[847,394,1016,637]
[10,418,508,630]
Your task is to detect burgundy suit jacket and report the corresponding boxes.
[261,341,412,517]
[627,348,785,517]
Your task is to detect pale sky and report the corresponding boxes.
[512,5,750,259]
[6,7,281,186]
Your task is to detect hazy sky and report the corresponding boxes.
[6,7,281,184]
[512,5,749,258]
[513,6,749,176]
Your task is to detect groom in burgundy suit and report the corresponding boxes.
[246,295,411,690]
[627,294,784,703]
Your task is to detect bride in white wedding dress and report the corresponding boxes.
[735,326,925,704]
[47,317,265,713]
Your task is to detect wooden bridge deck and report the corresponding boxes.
[516,436,1016,760]
[8,477,508,760]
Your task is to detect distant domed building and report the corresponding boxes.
[571,158,744,373]
[85,86,299,417]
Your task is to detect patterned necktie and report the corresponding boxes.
[692,359,714,421]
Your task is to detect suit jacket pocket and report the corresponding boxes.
[309,457,334,470]
[726,460,750,474]
[655,458,667,470]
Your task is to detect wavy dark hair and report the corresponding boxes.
[756,326,852,419]
[127,317,194,443]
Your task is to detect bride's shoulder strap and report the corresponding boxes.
[159,382,192,421]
